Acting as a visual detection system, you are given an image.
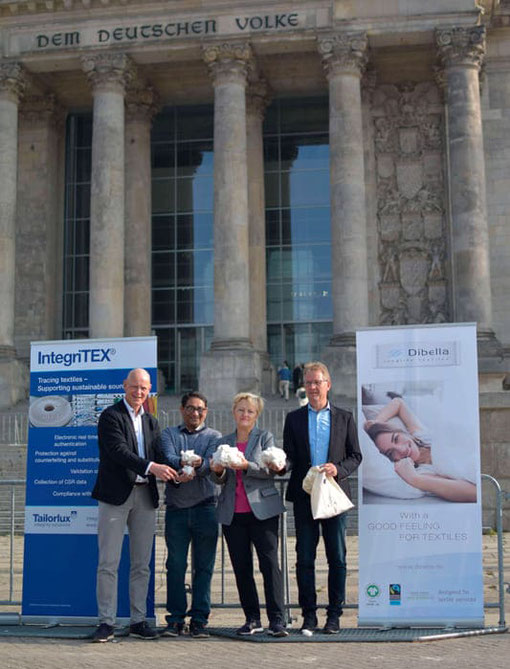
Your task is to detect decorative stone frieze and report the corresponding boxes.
[372,82,450,325]
[125,84,160,122]
[318,32,368,78]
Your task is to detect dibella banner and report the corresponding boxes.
[356,324,483,627]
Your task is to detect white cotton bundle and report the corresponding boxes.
[212,443,245,467]
[260,446,286,471]
[181,465,195,477]
[180,449,201,466]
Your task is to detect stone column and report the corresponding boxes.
[436,26,501,359]
[199,43,262,402]
[16,95,64,357]
[246,78,273,393]
[124,85,158,337]
[318,33,369,399]
[82,53,131,338]
[0,62,29,408]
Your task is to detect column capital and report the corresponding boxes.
[246,78,270,120]
[125,85,160,123]
[0,62,29,103]
[436,25,486,70]
[203,41,253,86]
[318,32,368,78]
[81,52,133,94]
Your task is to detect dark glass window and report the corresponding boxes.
[263,98,333,368]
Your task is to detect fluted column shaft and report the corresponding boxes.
[204,43,252,348]
[319,33,369,342]
[0,63,26,355]
[246,80,269,353]
[82,53,130,338]
[124,87,157,337]
[437,26,492,331]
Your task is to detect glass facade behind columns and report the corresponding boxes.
[151,106,215,392]
[63,98,332,392]
[263,98,333,371]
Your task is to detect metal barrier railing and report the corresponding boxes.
[0,476,507,626]
[0,414,28,445]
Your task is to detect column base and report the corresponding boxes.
[199,347,263,405]
[321,333,358,405]
[0,356,29,410]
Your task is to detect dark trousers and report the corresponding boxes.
[222,512,285,624]
[164,503,218,624]
[293,496,348,618]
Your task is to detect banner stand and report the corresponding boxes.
[21,336,158,626]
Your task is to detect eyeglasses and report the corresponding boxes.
[304,380,328,387]
[184,406,206,414]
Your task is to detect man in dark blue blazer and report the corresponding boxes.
[91,368,177,642]
[283,361,361,636]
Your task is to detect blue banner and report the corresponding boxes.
[22,337,158,623]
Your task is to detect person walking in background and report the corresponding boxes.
[159,392,221,638]
[282,362,362,636]
[277,361,291,401]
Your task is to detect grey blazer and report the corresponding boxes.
[211,427,286,526]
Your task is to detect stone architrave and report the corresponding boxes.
[82,52,131,338]
[124,83,159,337]
[318,32,369,398]
[199,42,262,402]
[437,26,499,354]
[0,62,29,408]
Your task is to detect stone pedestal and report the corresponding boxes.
[82,53,130,338]
[200,42,263,399]
[318,34,369,398]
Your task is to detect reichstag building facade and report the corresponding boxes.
[0,1,509,406]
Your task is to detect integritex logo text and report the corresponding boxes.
[37,347,116,367]
[375,341,459,368]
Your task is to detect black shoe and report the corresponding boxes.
[322,617,340,634]
[129,621,159,640]
[160,621,185,637]
[189,620,209,638]
[268,621,289,637]
[300,614,318,637]
[92,623,114,643]
[236,620,264,636]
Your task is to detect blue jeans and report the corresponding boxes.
[293,496,348,618]
[164,503,218,624]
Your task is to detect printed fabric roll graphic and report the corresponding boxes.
[29,396,73,427]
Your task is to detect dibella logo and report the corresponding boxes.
[37,348,116,367]
[376,341,459,368]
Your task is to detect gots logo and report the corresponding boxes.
[366,584,380,598]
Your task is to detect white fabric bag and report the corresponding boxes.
[310,471,354,520]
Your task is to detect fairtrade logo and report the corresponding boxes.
[366,584,380,598]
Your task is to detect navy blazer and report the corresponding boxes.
[283,404,362,504]
[212,427,286,526]
[92,400,162,508]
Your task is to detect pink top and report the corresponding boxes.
[234,441,252,513]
